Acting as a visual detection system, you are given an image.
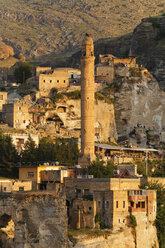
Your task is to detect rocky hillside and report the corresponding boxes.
[99,64,165,149]
[0,0,164,58]
[130,15,165,89]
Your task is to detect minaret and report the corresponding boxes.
[79,34,95,168]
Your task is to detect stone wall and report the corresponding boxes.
[0,91,7,111]
[0,191,70,248]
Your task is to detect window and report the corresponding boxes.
[3,187,6,192]
[106,201,109,209]
[131,201,134,207]
[142,202,145,208]
[154,205,156,212]
[116,201,118,208]
[84,189,89,195]
[18,107,21,110]
[28,172,34,178]
[23,120,26,123]
[118,219,120,223]
[123,219,125,223]
[43,80,45,83]
[76,189,81,194]
[64,80,66,83]
[136,202,140,208]
[89,207,92,211]
[57,80,59,83]
[19,187,24,191]
[50,80,52,83]
[0,95,3,100]
[123,201,125,208]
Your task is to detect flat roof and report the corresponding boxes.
[95,143,158,152]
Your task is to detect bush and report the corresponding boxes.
[14,62,33,84]
[127,213,137,227]
[64,90,81,99]
[95,213,101,223]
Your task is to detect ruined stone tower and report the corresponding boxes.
[79,34,95,168]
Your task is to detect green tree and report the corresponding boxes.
[0,132,19,178]
[14,62,33,84]
[140,182,165,247]
[87,159,114,178]
[152,160,165,177]
[22,137,79,166]
[21,136,37,163]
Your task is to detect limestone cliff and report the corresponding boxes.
[111,66,165,148]
[71,222,158,248]
[29,97,117,142]
[130,15,165,89]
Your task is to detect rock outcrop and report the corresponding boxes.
[0,39,14,59]
[0,191,70,248]
[71,222,158,248]
[130,15,165,89]
[0,0,164,58]
[112,65,165,147]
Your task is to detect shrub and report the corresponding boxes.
[64,90,81,99]
[95,213,101,223]
[127,213,137,227]
[129,67,141,77]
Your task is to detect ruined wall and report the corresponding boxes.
[0,191,70,248]
[95,65,114,84]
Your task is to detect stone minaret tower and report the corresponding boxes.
[79,34,95,168]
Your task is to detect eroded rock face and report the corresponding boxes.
[0,192,70,248]
[0,39,14,59]
[130,16,165,89]
[113,66,165,147]
[72,223,159,248]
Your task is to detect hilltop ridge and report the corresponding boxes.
[0,0,164,59]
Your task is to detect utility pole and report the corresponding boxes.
[145,151,148,177]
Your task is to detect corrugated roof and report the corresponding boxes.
[95,143,158,152]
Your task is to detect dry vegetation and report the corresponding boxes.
[0,0,164,59]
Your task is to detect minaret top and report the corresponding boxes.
[81,33,94,57]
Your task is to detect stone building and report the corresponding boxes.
[19,164,64,189]
[94,190,128,228]
[69,198,96,229]
[95,54,115,84]
[95,54,136,85]
[0,91,7,111]
[79,34,95,168]
[36,66,52,77]
[0,179,32,192]
[128,189,157,222]
[4,133,39,153]
[68,183,156,229]
[2,100,32,129]
[38,68,81,97]
[64,177,142,203]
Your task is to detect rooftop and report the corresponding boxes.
[95,143,158,152]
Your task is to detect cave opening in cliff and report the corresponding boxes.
[0,214,15,245]
[46,114,64,127]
